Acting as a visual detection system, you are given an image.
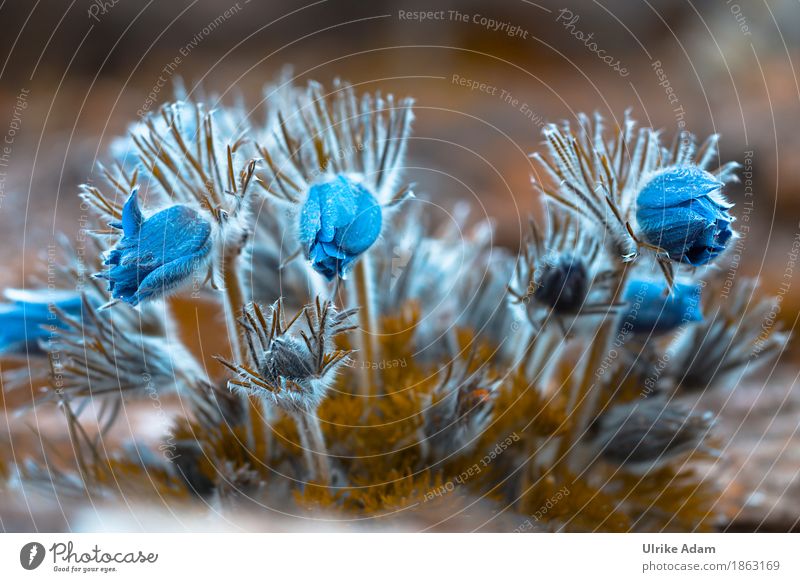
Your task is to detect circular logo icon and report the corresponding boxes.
[20,542,46,570]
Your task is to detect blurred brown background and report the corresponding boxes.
[0,0,799,530]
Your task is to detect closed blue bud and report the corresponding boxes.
[636,166,734,266]
[0,289,82,354]
[621,279,703,336]
[298,175,382,279]
[98,190,212,306]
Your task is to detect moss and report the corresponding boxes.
[518,469,632,532]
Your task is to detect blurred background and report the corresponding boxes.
[0,0,798,531]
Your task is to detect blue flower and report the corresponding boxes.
[298,175,382,279]
[636,166,734,266]
[0,289,83,354]
[98,190,212,306]
[621,279,703,336]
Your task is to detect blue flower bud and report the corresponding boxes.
[636,166,734,266]
[298,175,382,279]
[621,279,703,336]
[99,190,212,306]
[0,289,83,354]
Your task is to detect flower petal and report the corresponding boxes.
[299,175,382,279]
[135,205,211,268]
[622,279,703,335]
[120,188,144,237]
[637,206,707,255]
[333,196,381,255]
[131,251,209,305]
[100,202,212,305]
[0,291,83,353]
[298,186,323,249]
[637,166,723,209]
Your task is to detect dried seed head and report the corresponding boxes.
[423,359,498,457]
[668,277,789,392]
[217,298,355,412]
[595,399,713,468]
[262,336,315,384]
[535,255,589,313]
[509,210,617,334]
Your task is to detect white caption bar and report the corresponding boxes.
[1,533,798,581]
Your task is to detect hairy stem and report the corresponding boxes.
[295,411,331,484]
[306,411,331,484]
[556,266,630,472]
[352,256,378,395]
[525,330,564,385]
[220,243,246,362]
[294,413,317,481]
[220,240,264,451]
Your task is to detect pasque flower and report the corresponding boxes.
[636,166,734,266]
[621,279,703,336]
[0,289,82,354]
[510,211,616,336]
[5,79,787,534]
[532,113,740,274]
[595,399,714,468]
[217,299,355,412]
[535,255,589,313]
[256,79,413,283]
[98,189,212,306]
[43,293,206,430]
[298,175,382,279]
[668,278,789,392]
